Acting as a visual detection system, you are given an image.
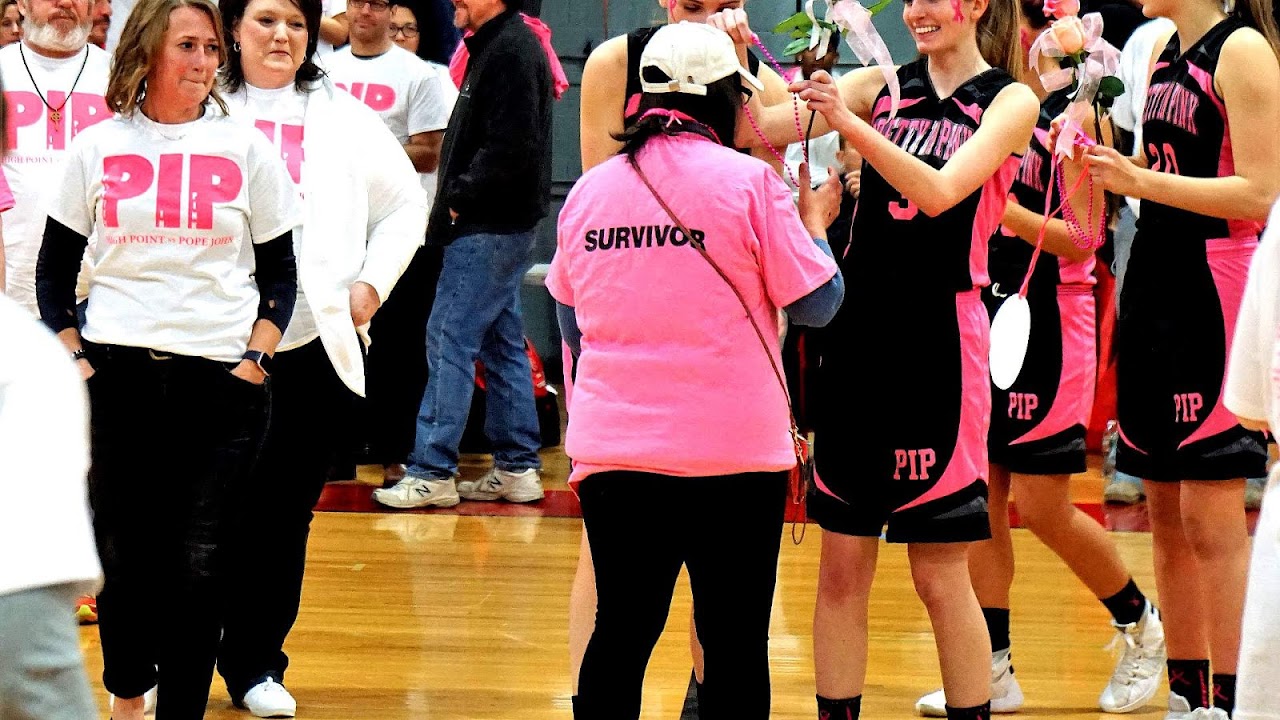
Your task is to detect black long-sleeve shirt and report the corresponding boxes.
[425,9,554,245]
[36,217,297,338]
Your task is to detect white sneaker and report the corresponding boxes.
[372,476,460,509]
[1187,708,1230,720]
[240,678,297,718]
[457,468,544,503]
[1104,473,1145,504]
[1099,602,1166,713]
[109,685,157,715]
[915,649,1024,717]
[1165,692,1192,720]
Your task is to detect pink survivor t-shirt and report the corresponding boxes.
[548,132,838,487]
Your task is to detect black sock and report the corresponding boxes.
[1168,659,1211,708]
[1213,674,1236,716]
[946,702,992,720]
[679,670,700,719]
[817,694,861,720]
[1100,579,1148,626]
[982,607,1011,654]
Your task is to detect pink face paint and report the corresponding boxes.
[951,0,964,22]
[1020,26,1033,52]
[667,0,677,22]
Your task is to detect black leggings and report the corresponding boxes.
[575,470,788,720]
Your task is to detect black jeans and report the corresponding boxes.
[359,245,443,464]
[575,470,788,720]
[86,343,268,719]
[218,339,353,697]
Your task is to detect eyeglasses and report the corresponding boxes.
[348,0,390,11]
[388,23,418,38]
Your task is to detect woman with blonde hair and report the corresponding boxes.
[35,0,300,715]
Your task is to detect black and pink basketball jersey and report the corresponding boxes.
[1140,17,1262,243]
[848,58,1021,297]
[988,89,1096,293]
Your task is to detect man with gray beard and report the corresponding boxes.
[0,0,110,319]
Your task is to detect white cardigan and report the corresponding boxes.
[291,80,429,396]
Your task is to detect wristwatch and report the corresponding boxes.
[242,350,274,376]
[71,349,87,362]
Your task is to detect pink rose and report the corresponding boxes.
[1043,0,1081,19]
[1050,16,1087,55]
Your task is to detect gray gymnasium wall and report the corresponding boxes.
[521,1,918,368]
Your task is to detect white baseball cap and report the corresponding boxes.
[639,21,766,97]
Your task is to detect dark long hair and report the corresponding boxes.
[611,70,744,159]
[219,0,326,94]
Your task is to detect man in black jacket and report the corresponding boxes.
[375,0,554,510]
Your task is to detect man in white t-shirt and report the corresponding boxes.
[0,293,101,720]
[323,0,451,194]
[1224,200,1280,720]
[0,0,111,318]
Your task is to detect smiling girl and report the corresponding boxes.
[717,0,1037,715]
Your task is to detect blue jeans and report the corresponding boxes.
[407,230,543,479]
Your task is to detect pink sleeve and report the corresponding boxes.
[546,251,573,306]
[546,203,575,306]
[754,170,838,308]
[448,35,469,89]
[0,167,14,212]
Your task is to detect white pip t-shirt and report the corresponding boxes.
[222,83,319,352]
[323,45,452,199]
[0,42,112,317]
[48,110,302,362]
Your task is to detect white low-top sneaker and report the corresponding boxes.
[239,678,297,718]
[373,476,460,509]
[457,468,544,503]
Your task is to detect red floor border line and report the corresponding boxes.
[316,484,1263,533]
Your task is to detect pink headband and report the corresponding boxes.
[637,108,724,145]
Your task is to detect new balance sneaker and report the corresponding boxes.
[237,678,297,718]
[372,476,460,509]
[75,595,98,624]
[109,686,157,715]
[1165,692,1192,720]
[1099,602,1166,712]
[457,468,544,503]
[915,649,1024,717]
[1104,471,1146,505]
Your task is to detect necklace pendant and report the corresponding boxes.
[49,109,61,126]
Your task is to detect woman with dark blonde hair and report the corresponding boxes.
[717,0,1037,714]
[34,0,301,716]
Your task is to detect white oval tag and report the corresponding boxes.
[990,294,1031,391]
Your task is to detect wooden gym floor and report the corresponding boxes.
[80,447,1208,719]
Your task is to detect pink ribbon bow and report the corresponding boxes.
[825,0,900,119]
[1027,12,1120,157]
[449,13,570,100]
